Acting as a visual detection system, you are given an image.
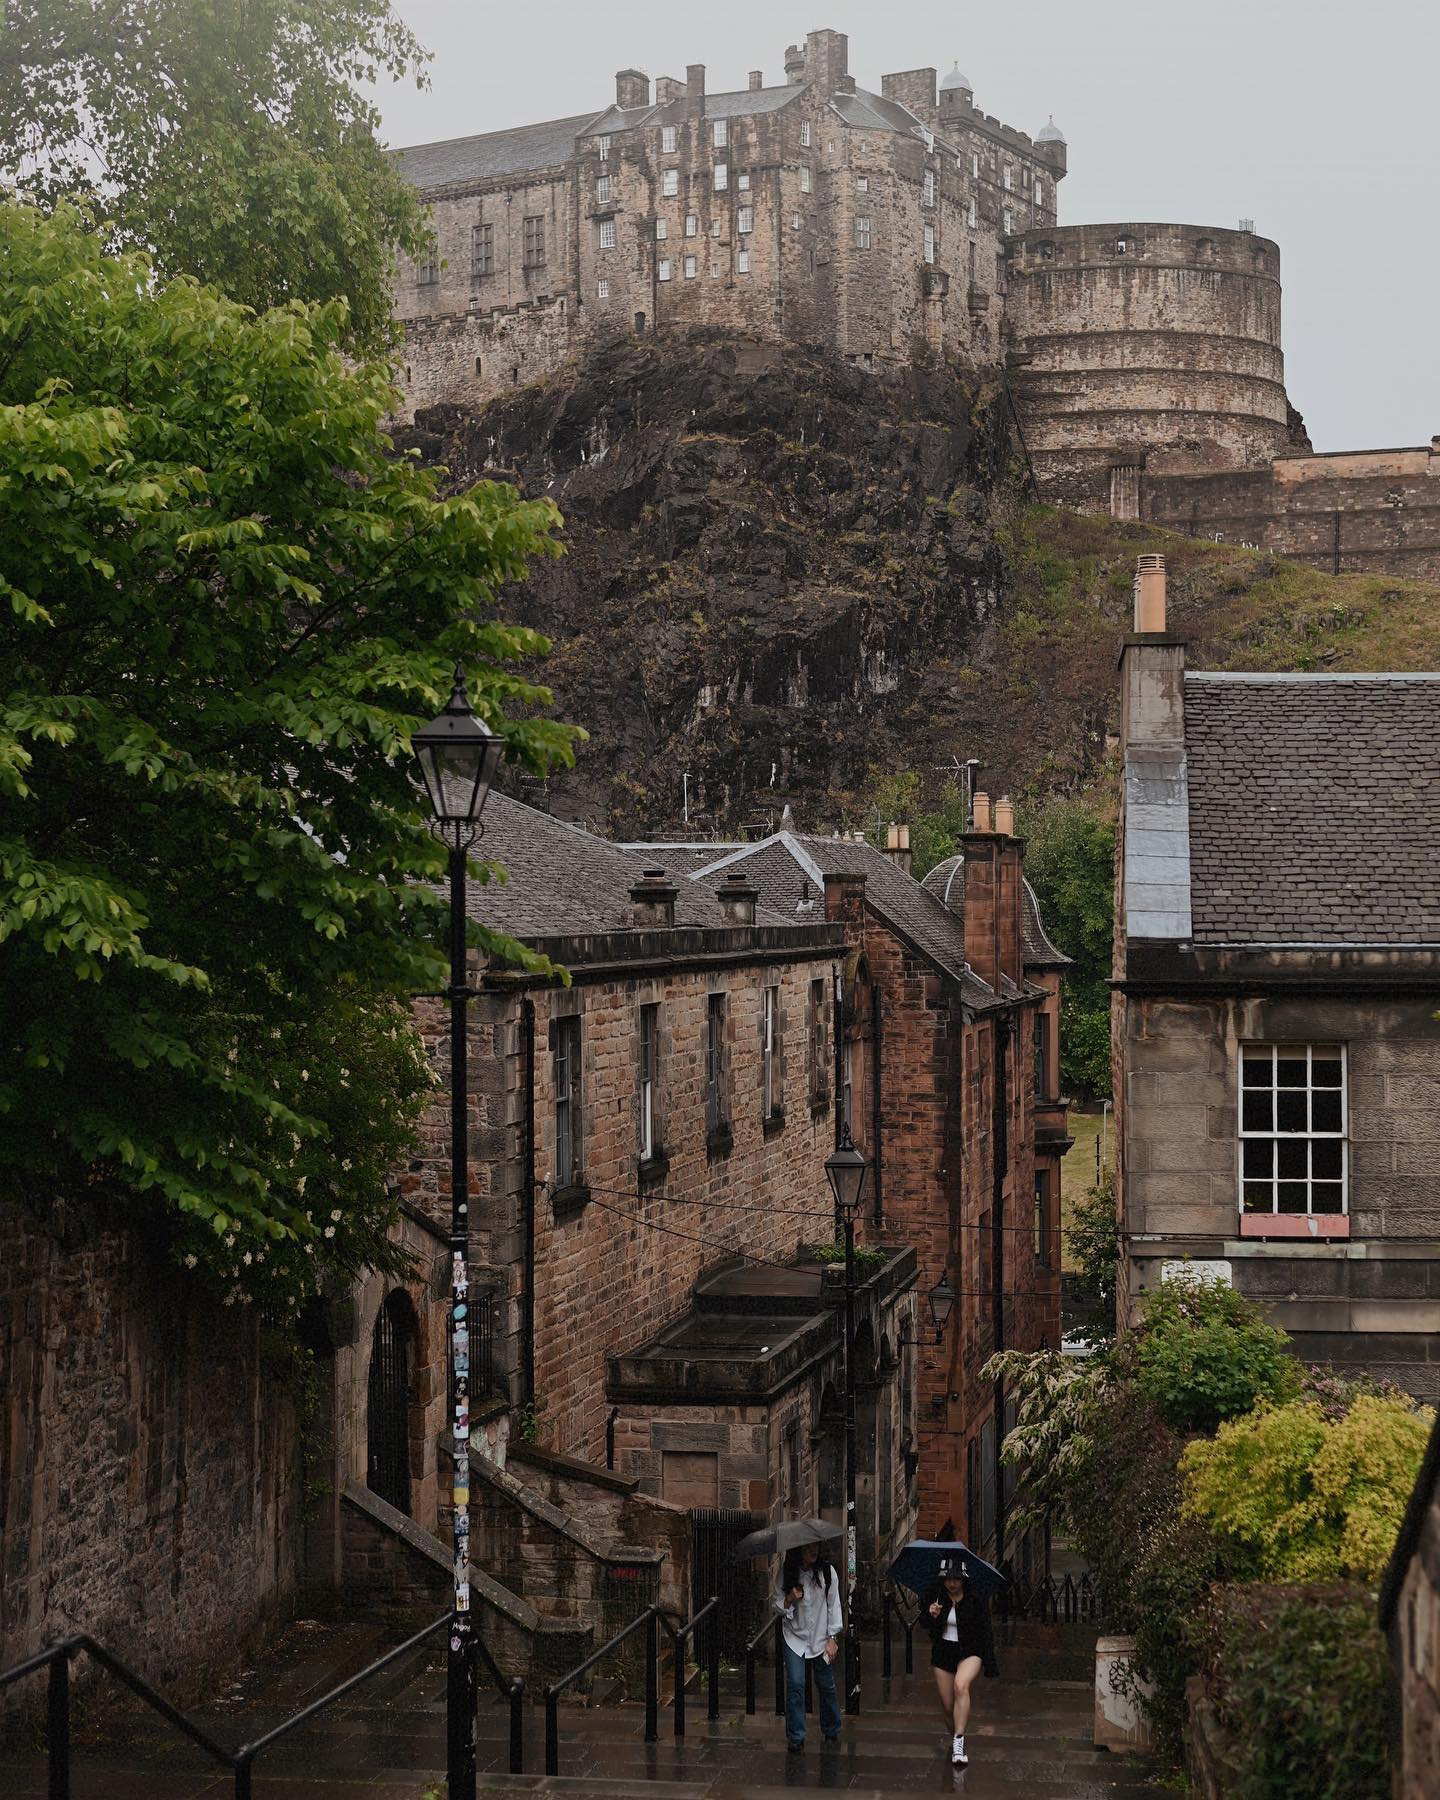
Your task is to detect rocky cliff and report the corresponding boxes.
[396,332,1440,835]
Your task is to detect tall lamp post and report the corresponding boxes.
[824,1127,869,1718]
[412,665,504,1800]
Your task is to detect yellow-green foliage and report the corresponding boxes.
[1180,1396,1433,1582]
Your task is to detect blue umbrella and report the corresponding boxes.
[888,1539,1008,1600]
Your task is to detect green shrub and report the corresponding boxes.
[1181,1395,1433,1581]
[1203,1583,1389,1800]
[1130,1276,1300,1434]
[1067,1177,1119,1343]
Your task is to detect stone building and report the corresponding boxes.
[1113,554,1440,1399]
[1380,1407,1440,1800]
[626,810,1069,1574]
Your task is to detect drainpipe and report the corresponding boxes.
[522,995,537,1409]
[991,1015,1010,1569]
[871,987,884,1229]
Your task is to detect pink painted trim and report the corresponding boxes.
[1238,1213,1350,1240]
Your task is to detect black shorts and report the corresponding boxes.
[930,1640,977,1674]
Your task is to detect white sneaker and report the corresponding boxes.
[952,1734,968,1766]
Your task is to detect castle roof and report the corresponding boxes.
[940,64,974,91]
[393,111,603,189]
[1036,115,1066,144]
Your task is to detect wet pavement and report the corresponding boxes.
[0,1617,1167,1798]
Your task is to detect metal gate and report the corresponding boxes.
[367,1290,413,1515]
[690,1507,764,1660]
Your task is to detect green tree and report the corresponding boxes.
[0,0,430,348]
[1017,797,1114,1098]
[864,769,968,879]
[1132,1276,1300,1436]
[0,199,577,1314]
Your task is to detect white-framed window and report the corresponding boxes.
[598,135,611,162]
[738,171,750,191]
[856,174,868,192]
[1003,164,1013,190]
[737,247,751,274]
[762,985,779,1119]
[662,167,679,197]
[596,174,611,205]
[791,213,802,230]
[661,124,677,153]
[923,222,935,263]
[800,120,811,147]
[597,278,610,299]
[1003,208,1012,235]
[598,217,616,250]
[855,214,872,250]
[710,258,723,278]
[1239,1043,1347,1220]
[800,165,811,193]
[416,252,439,285]
[685,213,698,237]
[655,217,668,239]
[923,169,935,207]
[711,218,722,237]
[639,1003,658,1161]
[684,254,697,278]
[658,257,672,281]
[1035,180,1046,210]
[737,205,753,234]
[971,151,980,178]
[713,162,728,190]
[713,118,727,148]
[968,196,977,228]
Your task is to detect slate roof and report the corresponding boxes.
[920,857,1073,967]
[831,88,928,136]
[1184,674,1440,946]
[393,112,602,190]
[466,794,788,940]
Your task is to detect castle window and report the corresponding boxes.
[968,196,977,229]
[598,217,616,250]
[1038,240,1054,260]
[597,279,609,299]
[661,125,677,153]
[856,175,868,192]
[923,222,935,263]
[1115,236,1129,254]
[1003,164,1013,190]
[710,259,723,278]
[655,217,667,240]
[1035,180,1046,210]
[474,356,482,374]
[471,222,494,278]
[658,258,672,281]
[684,254,697,278]
[737,205,754,234]
[417,252,439,286]
[1003,209,1012,235]
[737,247,751,274]
[791,213,802,230]
[598,135,611,162]
[685,213,698,237]
[738,171,750,191]
[855,215,872,250]
[972,152,979,178]
[800,120,811,147]
[713,162,728,190]
[522,215,545,268]
[800,165,811,193]
[596,174,612,205]
[711,218,722,237]
[713,118,727,148]
[923,169,935,207]
[662,167,679,198]
[552,1015,582,1188]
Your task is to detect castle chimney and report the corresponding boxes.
[686,63,706,118]
[615,68,650,110]
[971,790,992,833]
[749,69,764,91]
[1134,553,1167,633]
[804,28,848,95]
[784,43,805,83]
[716,869,759,926]
[655,74,684,105]
[993,796,1015,837]
[883,822,913,876]
[629,868,678,929]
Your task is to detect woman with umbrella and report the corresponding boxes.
[734,1517,845,1754]
[890,1540,1002,1769]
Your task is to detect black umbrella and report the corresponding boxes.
[732,1517,844,1562]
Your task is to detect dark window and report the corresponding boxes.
[472,221,494,277]
[966,1438,980,1547]
[1034,1012,1049,1099]
[523,214,545,268]
[416,252,439,286]
[784,1421,802,1510]
[808,977,827,1102]
[1034,1170,1050,1266]
[639,1003,658,1160]
[1240,1042,1346,1218]
[761,985,779,1117]
[553,1014,582,1185]
[842,1038,855,1136]
[706,994,727,1136]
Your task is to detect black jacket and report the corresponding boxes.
[922,1582,999,1678]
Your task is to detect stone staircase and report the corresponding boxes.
[0,1615,1167,1798]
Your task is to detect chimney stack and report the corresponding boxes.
[615,69,650,110]
[884,822,913,876]
[686,63,706,118]
[716,869,759,926]
[629,868,678,929]
[655,74,684,105]
[971,789,992,833]
[748,69,764,91]
[1134,553,1167,633]
[993,796,1015,837]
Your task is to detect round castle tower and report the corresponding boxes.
[1004,223,1298,510]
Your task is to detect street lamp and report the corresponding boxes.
[824,1127,869,1718]
[412,664,503,1800]
[900,1275,956,1347]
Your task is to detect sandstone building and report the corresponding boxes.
[1112,555,1440,1401]
[389,26,1438,579]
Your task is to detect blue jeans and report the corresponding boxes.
[782,1639,842,1745]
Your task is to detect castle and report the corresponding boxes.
[391,27,1439,580]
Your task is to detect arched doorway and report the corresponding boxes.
[367,1289,417,1515]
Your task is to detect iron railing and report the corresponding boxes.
[994,1569,1099,1625]
[742,1613,823,1720]
[880,1588,917,1678]
[0,1614,524,1797]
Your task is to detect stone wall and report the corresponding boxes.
[395,297,580,424]
[1141,442,1440,581]
[0,1205,299,1712]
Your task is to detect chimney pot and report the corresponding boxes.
[994,796,1015,837]
[972,790,992,832]
[1134,553,1167,633]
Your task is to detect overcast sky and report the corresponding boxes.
[374,0,1437,453]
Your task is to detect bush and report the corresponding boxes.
[1181,1395,1433,1581]
[1130,1276,1300,1434]
[1203,1583,1389,1800]
[1067,1177,1118,1343]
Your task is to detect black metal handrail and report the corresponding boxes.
[880,1587,917,1679]
[743,1613,784,1718]
[661,1595,720,1739]
[543,1603,662,1777]
[0,1613,524,1797]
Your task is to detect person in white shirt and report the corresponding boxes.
[773,1540,844,1751]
